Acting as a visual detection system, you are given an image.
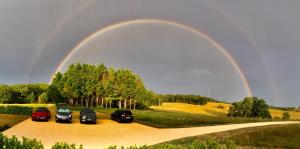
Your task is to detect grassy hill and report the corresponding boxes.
[153,124,300,149]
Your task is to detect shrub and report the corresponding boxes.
[52,142,84,149]
[0,124,11,132]
[0,106,33,115]
[0,133,4,148]
[282,112,290,120]
[0,134,44,149]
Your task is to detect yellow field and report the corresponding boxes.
[151,102,231,117]
[269,109,300,120]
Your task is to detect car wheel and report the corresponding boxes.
[117,118,121,123]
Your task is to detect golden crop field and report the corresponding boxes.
[151,102,231,117]
[269,109,300,120]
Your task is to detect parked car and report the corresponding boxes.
[31,107,51,121]
[80,108,97,124]
[111,109,134,123]
[55,107,72,123]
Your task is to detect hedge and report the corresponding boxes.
[0,106,33,115]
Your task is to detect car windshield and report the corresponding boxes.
[36,108,48,112]
[58,108,70,113]
[119,111,132,115]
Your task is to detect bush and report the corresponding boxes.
[0,124,11,132]
[282,112,290,120]
[0,106,33,115]
[52,142,84,149]
[0,134,43,149]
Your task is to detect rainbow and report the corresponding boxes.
[50,19,253,96]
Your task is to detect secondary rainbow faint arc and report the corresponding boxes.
[51,19,253,96]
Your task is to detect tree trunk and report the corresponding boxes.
[81,98,83,107]
[124,98,127,109]
[133,100,136,110]
[96,96,99,106]
[119,100,122,109]
[85,98,89,108]
[129,98,132,110]
[105,98,108,108]
[90,97,93,108]
[109,100,112,108]
[101,97,104,106]
[75,99,78,106]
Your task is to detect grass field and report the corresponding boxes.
[70,106,271,128]
[153,124,300,149]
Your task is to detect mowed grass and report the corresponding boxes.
[132,109,271,128]
[151,102,231,117]
[71,103,272,128]
[269,109,300,120]
[154,124,300,149]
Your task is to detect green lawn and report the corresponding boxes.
[153,124,300,149]
[71,107,273,128]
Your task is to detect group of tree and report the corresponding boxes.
[48,63,157,109]
[0,84,48,104]
[158,94,217,105]
[228,97,271,119]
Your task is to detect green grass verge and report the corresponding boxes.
[153,124,300,149]
[70,106,273,128]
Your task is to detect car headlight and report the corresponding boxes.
[82,116,87,119]
[68,114,72,118]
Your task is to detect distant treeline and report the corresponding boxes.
[270,106,300,112]
[157,94,217,105]
[0,84,48,104]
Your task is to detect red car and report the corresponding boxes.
[31,107,51,121]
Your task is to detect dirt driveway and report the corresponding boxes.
[3,115,299,149]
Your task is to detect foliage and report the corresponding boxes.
[38,93,48,104]
[282,112,290,120]
[0,124,10,132]
[50,63,154,109]
[0,105,33,115]
[0,84,48,104]
[0,134,44,149]
[158,94,216,105]
[51,142,84,149]
[228,97,271,119]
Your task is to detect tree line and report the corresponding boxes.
[0,84,48,104]
[157,94,216,105]
[48,63,157,109]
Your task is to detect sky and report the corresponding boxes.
[0,0,299,106]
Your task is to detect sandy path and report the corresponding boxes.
[3,118,299,149]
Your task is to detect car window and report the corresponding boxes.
[58,108,70,113]
[36,108,48,112]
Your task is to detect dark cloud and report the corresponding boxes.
[0,0,298,106]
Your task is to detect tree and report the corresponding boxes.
[282,112,290,120]
[26,92,36,103]
[229,97,271,119]
[0,86,13,103]
[38,92,48,103]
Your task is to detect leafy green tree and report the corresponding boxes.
[38,93,48,103]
